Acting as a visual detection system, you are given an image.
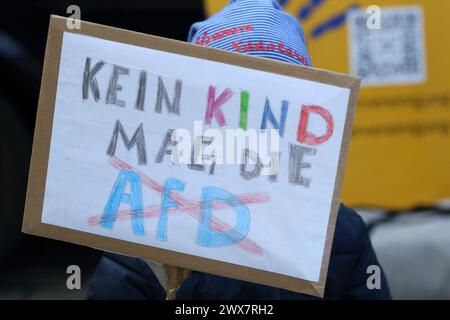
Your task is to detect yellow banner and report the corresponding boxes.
[204,0,450,209]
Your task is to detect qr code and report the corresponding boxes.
[347,6,426,86]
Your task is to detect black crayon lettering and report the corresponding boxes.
[135,70,147,111]
[154,76,182,115]
[188,136,214,172]
[209,159,216,175]
[106,65,129,107]
[82,57,105,102]
[268,152,281,183]
[107,120,147,165]
[155,129,177,163]
[288,143,316,187]
[240,148,263,180]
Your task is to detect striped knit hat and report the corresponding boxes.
[188,0,312,66]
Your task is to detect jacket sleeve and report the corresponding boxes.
[87,252,165,300]
[342,209,392,300]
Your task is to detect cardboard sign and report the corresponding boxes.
[205,0,450,209]
[22,16,359,297]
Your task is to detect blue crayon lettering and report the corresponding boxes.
[157,178,185,242]
[260,98,289,137]
[101,169,145,236]
[197,186,250,247]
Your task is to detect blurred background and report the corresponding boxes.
[0,0,449,299]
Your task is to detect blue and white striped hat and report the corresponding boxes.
[188,0,312,66]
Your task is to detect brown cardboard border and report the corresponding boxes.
[22,15,360,298]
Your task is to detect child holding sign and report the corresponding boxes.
[88,0,391,300]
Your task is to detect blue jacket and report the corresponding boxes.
[87,204,391,299]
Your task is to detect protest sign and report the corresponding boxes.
[22,16,359,297]
[206,0,450,209]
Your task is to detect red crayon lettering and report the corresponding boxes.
[297,105,334,145]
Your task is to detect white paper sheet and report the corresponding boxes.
[41,32,350,282]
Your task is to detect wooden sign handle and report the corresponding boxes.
[164,265,192,300]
